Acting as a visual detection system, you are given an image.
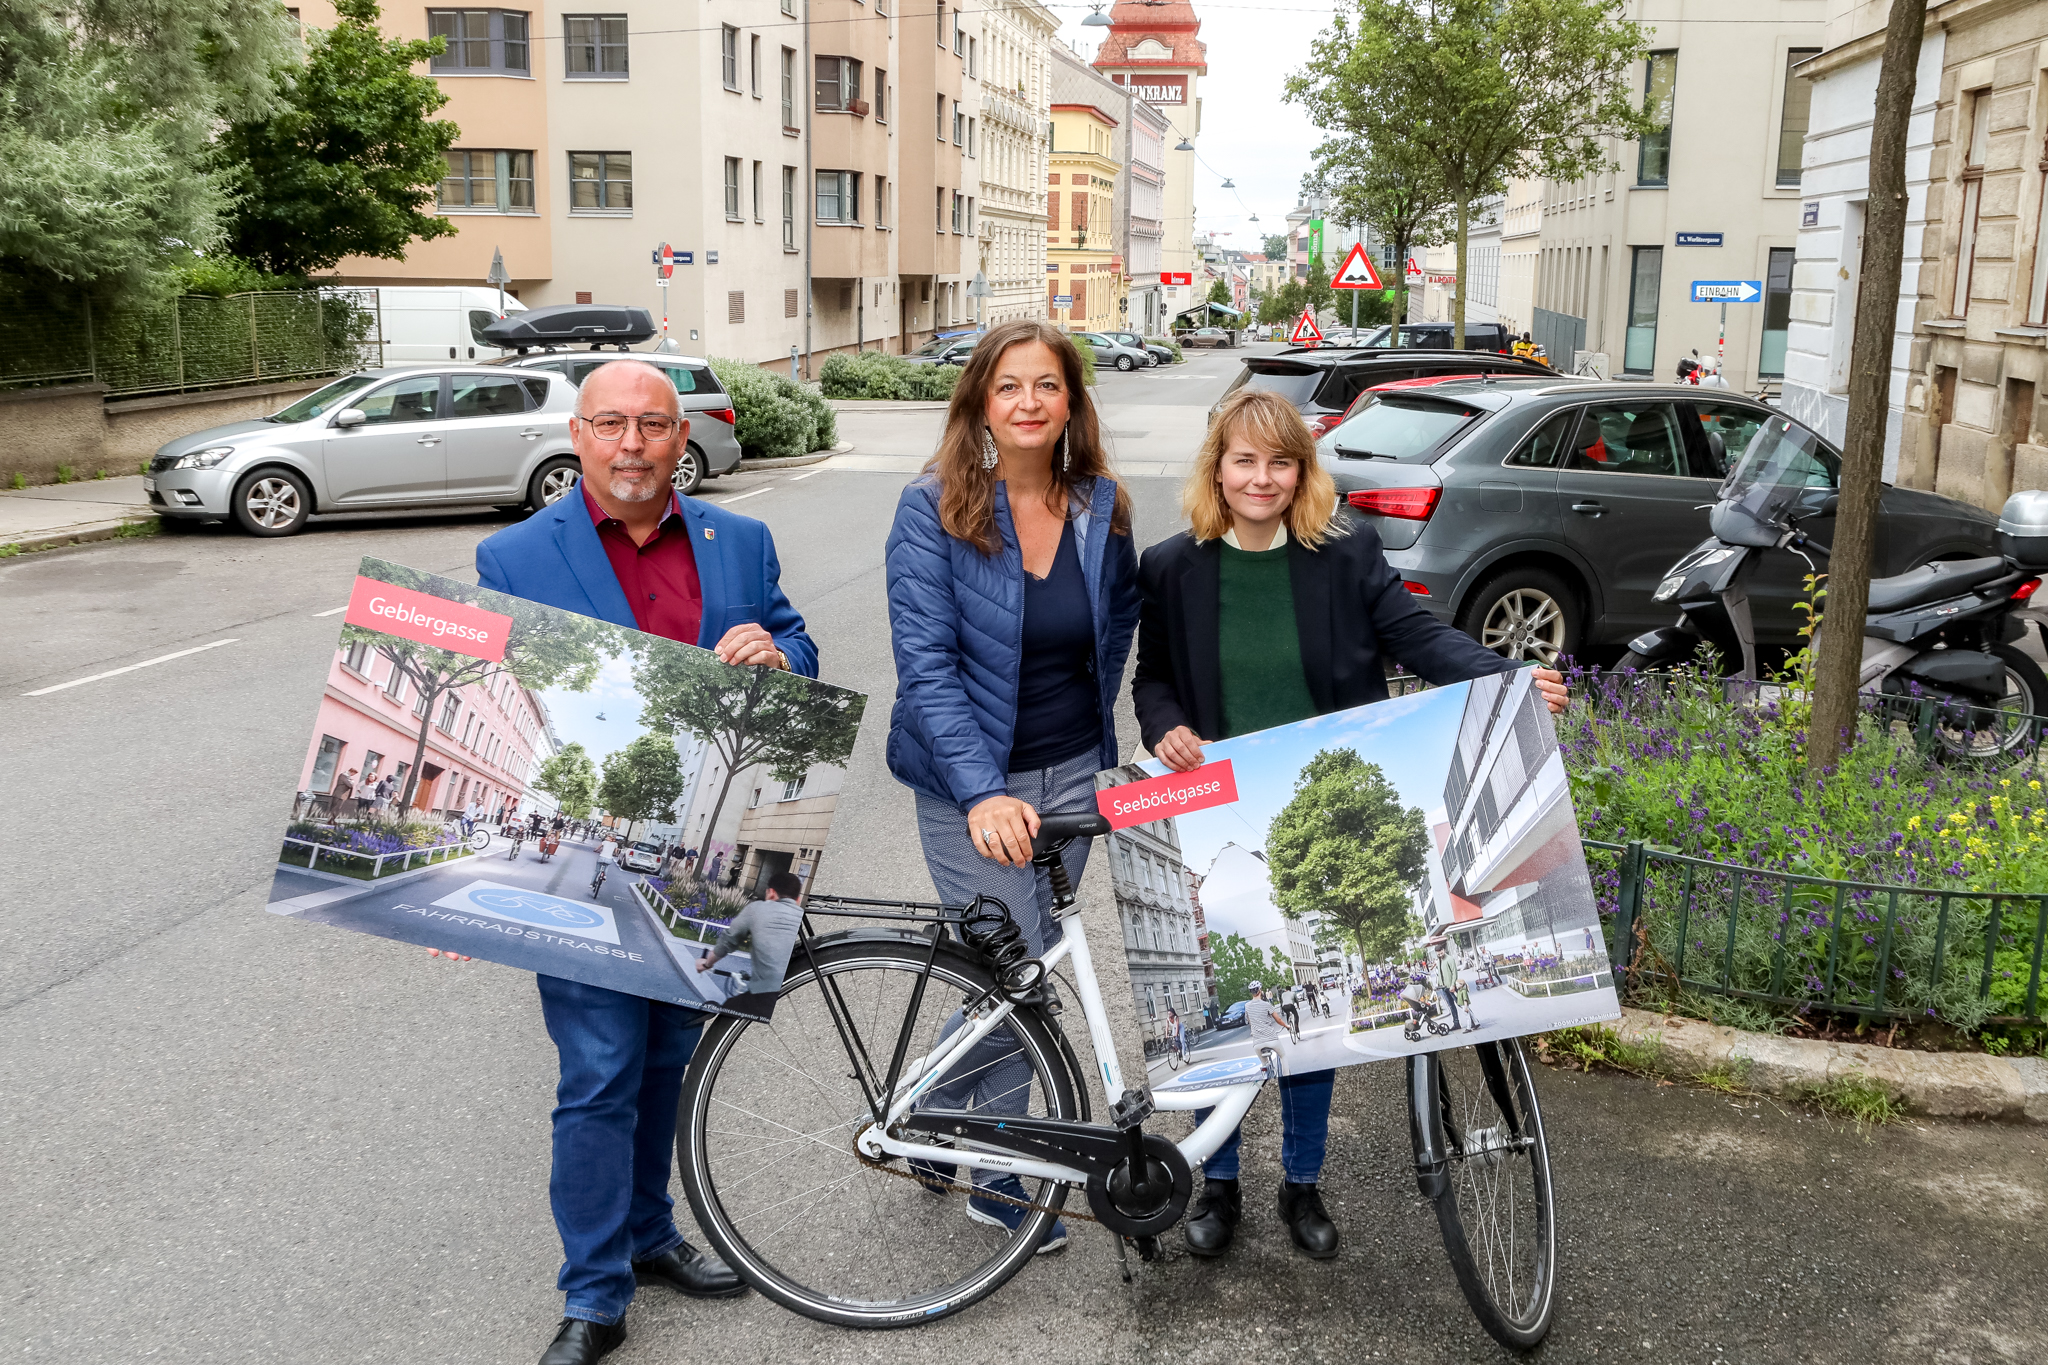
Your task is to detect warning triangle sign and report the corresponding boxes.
[1331,242,1385,291]
[1290,309,1324,344]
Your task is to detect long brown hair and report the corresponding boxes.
[1184,388,1347,548]
[925,318,1133,555]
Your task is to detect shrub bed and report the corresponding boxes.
[818,350,962,401]
[707,359,839,459]
[1146,335,1184,363]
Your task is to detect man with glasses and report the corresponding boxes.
[475,360,817,1365]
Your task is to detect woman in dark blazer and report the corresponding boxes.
[1132,388,1566,1262]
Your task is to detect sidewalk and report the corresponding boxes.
[0,474,155,552]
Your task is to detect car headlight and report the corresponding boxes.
[171,445,236,470]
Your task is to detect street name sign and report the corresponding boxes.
[1691,280,1762,304]
[1675,232,1724,247]
[1054,294,1074,308]
[1330,242,1386,291]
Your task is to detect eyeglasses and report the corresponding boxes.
[581,412,680,441]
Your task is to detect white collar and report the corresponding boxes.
[1222,523,1289,550]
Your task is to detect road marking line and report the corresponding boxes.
[788,468,828,481]
[313,606,349,617]
[720,487,773,504]
[23,638,240,696]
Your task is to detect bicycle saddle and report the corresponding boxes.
[1031,809,1110,857]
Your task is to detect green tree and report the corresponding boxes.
[0,0,297,299]
[1288,0,1654,348]
[216,0,459,276]
[634,651,865,858]
[534,742,600,820]
[1267,749,1430,966]
[339,559,630,811]
[1303,252,1336,320]
[1208,932,1262,1010]
[1206,278,1233,306]
[1263,233,1289,259]
[1305,134,1451,346]
[596,734,686,843]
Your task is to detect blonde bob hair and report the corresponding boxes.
[1184,388,1347,548]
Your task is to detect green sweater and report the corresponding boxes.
[1217,541,1318,739]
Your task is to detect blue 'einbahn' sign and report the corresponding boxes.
[1676,232,1724,247]
[1691,280,1763,304]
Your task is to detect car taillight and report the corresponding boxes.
[1404,581,1431,596]
[1348,487,1441,520]
[1309,412,1345,437]
[2014,577,2042,601]
[703,407,736,425]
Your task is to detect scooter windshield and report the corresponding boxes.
[1710,415,1838,548]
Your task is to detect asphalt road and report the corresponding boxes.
[5,343,2046,1364]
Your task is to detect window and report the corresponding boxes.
[781,48,796,127]
[781,775,807,801]
[951,190,963,232]
[439,149,534,212]
[953,101,964,145]
[937,186,946,232]
[1955,89,1990,316]
[439,693,462,731]
[954,8,965,55]
[355,373,442,424]
[341,639,373,674]
[1759,247,1794,377]
[1638,51,1676,185]
[875,176,888,227]
[937,93,946,140]
[968,35,978,77]
[1562,402,1685,477]
[1507,408,1581,469]
[876,69,887,122]
[448,375,532,417]
[429,9,528,73]
[563,14,627,77]
[1776,49,1819,187]
[966,196,974,233]
[724,157,742,219]
[1690,401,1768,476]
[816,169,861,223]
[1623,246,1663,373]
[752,160,763,221]
[781,0,794,14]
[815,55,861,111]
[967,117,977,157]
[568,151,630,211]
[937,0,947,47]
[782,166,796,248]
[2030,171,2048,324]
[721,25,739,90]
[750,34,760,96]
[312,736,344,793]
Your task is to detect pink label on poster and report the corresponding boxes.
[345,576,511,662]
[1096,760,1239,830]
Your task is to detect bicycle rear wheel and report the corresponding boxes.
[676,933,1080,1328]
[1409,1038,1556,1351]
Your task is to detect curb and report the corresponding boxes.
[826,400,951,413]
[735,450,837,470]
[1608,1007,2048,1123]
[2,514,158,556]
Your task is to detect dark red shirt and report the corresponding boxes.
[582,482,704,644]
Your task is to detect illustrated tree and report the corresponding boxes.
[338,560,629,814]
[1305,132,1452,346]
[633,650,865,864]
[215,0,459,276]
[534,742,599,821]
[1267,748,1430,966]
[595,734,686,844]
[1287,0,1654,347]
[1208,932,1268,1011]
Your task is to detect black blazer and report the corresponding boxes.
[1130,515,1515,751]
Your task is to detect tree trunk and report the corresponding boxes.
[399,675,443,813]
[1452,193,1470,350]
[1807,0,1928,769]
[1391,229,1410,347]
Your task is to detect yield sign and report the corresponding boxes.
[1331,242,1385,290]
[1291,309,1324,344]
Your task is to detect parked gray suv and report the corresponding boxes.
[497,351,741,495]
[147,367,579,536]
[1320,377,1999,662]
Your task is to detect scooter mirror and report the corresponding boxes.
[1819,493,1840,517]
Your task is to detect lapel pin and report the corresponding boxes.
[704,527,716,541]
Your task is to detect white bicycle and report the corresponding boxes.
[674,811,1557,1348]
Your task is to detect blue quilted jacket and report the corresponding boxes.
[885,474,1140,812]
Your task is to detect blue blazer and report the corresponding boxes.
[475,492,818,678]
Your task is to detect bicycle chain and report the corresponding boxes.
[851,1129,1099,1225]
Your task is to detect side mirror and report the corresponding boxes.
[1819,493,1841,517]
[333,408,367,428]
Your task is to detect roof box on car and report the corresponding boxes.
[481,304,657,351]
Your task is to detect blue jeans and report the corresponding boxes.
[536,974,705,1325]
[1197,1068,1336,1184]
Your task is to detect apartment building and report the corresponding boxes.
[1091,0,1205,322]
[1097,771,1211,1048]
[1497,179,1544,341]
[1530,1,1822,389]
[1048,102,1124,333]
[975,0,1057,326]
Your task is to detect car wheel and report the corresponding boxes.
[673,444,705,497]
[528,456,582,511]
[1115,354,1135,371]
[1459,568,1583,665]
[231,468,312,537]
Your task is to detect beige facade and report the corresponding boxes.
[975,0,1058,327]
[1048,104,1124,333]
[1091,0,1206,322]
[1497,179,1544,340]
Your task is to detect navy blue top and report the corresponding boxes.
[1007,520,1099,772]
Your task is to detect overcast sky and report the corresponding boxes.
[1052,0,1339,251]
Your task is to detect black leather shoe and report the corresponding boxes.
[1277,1180,1341,1260]
[1183,1177,1241,1257]
[632,1241,747,1299]
[539,1318,624,1365]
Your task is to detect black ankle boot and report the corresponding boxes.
[1276,1180,1340,1259]
[1183,1177,1241,1257]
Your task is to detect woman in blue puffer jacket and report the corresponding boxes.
[884,318,1139,1245]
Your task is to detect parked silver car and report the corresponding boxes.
[901,334,980,367]
[620,840,665,873]
[496,351,742,495]
[147,367,580,536]
[1070,331,1156,372]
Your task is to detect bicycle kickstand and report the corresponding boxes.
[1107,1228,1133,1285]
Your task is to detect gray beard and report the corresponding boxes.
[607,472,665,502]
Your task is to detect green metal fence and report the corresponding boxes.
[0,289,380,398]
[1593,839,2048,1027]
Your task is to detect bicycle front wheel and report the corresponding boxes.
[1409,1039,1556,1351]
[677,933,1080,1328]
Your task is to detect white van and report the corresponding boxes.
[350,287,530,366]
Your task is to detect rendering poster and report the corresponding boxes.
[267,557,866,1020]
[1094,669,1619,1086]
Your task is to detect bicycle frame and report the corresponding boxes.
[851,899,1266,1188]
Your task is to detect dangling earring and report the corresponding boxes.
[980,426,999,471]
[1060,427,1071,474]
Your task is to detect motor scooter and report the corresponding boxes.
[1620,413,2048,756]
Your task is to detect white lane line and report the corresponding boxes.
[23,638,240,697]
[788,468,828,481]
[313,605,349,617]
[720,486,773,504]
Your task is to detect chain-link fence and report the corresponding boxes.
[0,289,382,398]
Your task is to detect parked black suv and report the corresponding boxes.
[1213,348,1556,435]
[1318,377,2000,663]
[1349,322,1516,353]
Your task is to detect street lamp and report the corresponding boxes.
[1175,137,1194,151]
[1220,179,1234,189]
[1082,5,1112,24]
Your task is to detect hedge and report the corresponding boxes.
[818,350,962,401]
[707,359,839,460]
